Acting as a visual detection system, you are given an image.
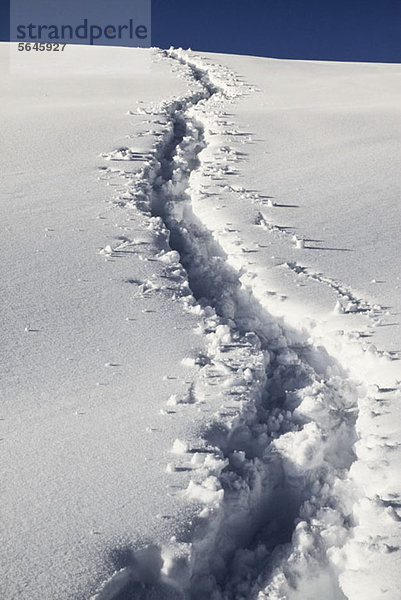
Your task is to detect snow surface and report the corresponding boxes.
[1,43,401,600]
[1,45,206,599]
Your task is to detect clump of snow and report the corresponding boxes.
[171,439,189,455]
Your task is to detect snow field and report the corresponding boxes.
[1,43,400,600]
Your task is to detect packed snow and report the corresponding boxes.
[1,43,400,600]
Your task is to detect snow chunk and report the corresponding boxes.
[171,439,189,455]
[185,477,224,505]
[273,422,325,474]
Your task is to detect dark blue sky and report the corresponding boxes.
[1,0,400,62]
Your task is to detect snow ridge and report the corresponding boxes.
[93,49,401,600]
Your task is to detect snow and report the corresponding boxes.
[0,45,204,599]
[1,43,401,600]
[201,53,401,354]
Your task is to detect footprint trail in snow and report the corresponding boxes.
[93,49,401,600]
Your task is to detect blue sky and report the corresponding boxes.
[1,0,400,62]
[152,0,400,62]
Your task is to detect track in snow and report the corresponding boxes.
[94,49,366,600]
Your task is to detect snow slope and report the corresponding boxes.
[213,53,401,355]
[0,45,207,600]
[1,44,400,600]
